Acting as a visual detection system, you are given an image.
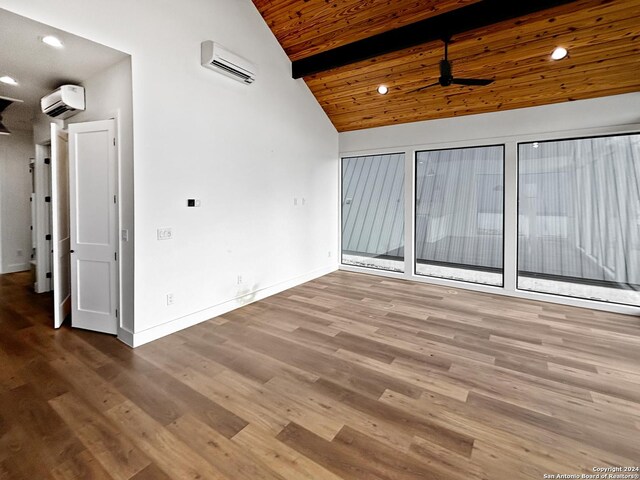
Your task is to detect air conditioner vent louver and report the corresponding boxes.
[211,60,253,83]
[47,104,75,118]
[201,41,256,85]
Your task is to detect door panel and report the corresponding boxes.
[68,119,118,335]
[51,124,71,328]
[77,260,112,313]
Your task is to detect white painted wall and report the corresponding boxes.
[67,57,135,333]
[0,129,34,273]
[0,0,339,345]
[340,93,640,153]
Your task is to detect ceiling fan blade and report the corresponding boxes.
[451,78,494,86]
[411,81,440,93]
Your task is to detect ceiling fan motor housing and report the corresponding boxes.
[439,59,453,86]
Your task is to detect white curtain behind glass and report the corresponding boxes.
[518,135,640,291]
[415,146,504,273]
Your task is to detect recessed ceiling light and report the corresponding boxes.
[533,142,539,148]
[377,85,388,95]
[0,76,18,86]
[551,46,568,60]
[42,35,64,48]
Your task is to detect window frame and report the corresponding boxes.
[412,144,506,286]
[516,131,640,307]
[340,152,406,274]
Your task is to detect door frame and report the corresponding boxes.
[51,124,70,328]
[34,143,52,293]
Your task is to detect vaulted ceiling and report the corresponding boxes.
[253,0,640,131]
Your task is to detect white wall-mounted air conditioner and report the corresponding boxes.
[41,85,85,119]
[201,41,256,84]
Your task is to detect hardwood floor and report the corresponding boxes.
[1,270,639,479]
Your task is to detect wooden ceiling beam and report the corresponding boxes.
[291,0,583,78]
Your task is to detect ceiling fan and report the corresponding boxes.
[415,38,494,92]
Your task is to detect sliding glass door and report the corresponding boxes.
[342,153,405,272]
[340,132,639,311]
[518,134,640,306]
[415,146,504,285]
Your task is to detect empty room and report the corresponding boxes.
[0,0,639,478]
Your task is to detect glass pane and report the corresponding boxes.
[415,146,504,286]
[342,153,404,272]
[518,134,640,306]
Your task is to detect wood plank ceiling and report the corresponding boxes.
[252,0,640,132]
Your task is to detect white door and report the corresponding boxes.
[51,124,71,328]
[68,119,118,335]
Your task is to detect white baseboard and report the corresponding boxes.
[2,263,29,274]
[123,264,338,348]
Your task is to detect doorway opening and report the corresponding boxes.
[0,8,133,337]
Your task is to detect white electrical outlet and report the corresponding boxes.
[166,293,175,305]
[157,227,173,240]
[328,251,332,257]
[293,197,298,206]
[237,275,243,285]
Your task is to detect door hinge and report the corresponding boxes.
[44,157,51,165]
[114,252,118,261]
[115,309,118,318]
[46,272,51,279]
[113,138,116,146]
[45,234,52,241]
[114,195,117,204]
[45,196,51,203]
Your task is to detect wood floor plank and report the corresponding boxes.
[213,369,344,441]
[167,414,286,480]
[104,400,228,480]
[232,424,345,480]
[49,392,151,480]
[264,374,417,452]
[1,270,639,479]
[173,366,289,436]
[128,463,173,480]
[49,449,115,480]
[277,422,450,480]
[309,377,475,457]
